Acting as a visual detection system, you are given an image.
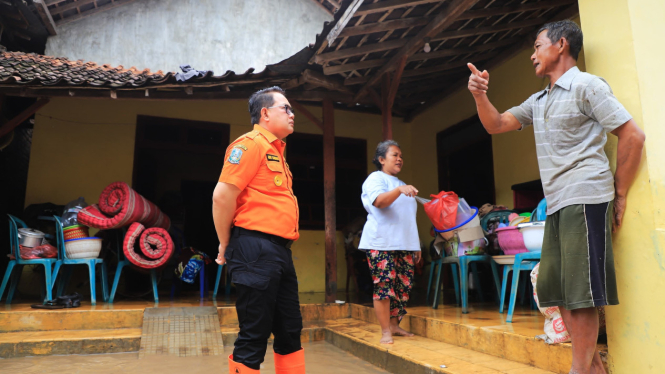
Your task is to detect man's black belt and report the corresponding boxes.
[233,227,293,249]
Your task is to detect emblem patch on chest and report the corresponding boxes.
[228,148,243,164]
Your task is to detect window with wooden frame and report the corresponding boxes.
[286,133,367,230]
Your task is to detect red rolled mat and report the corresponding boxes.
[77,182,170,230]
[123,222,174,269]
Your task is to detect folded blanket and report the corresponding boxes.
[77,182,170,230]
[123,222,174,269]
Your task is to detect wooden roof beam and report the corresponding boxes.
[291,100,323,131]
[325,36,521,75]
[314,38,408,64]
[405,4,579,122]
[339,15,433,38]
[353,0,479,103]
[300,69,355,95]
[56,0,137,26]
[49,0,98,15]
[33,0,57,35]
[433,18,548,41]
[457,0,575,20]
[0,98,50,137]
[355,0,443,17]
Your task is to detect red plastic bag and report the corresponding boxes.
[19,244,58,260]
[423,191,459,231]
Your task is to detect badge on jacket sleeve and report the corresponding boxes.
[228,148,243,164]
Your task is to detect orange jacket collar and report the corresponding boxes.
[254,124,281,144]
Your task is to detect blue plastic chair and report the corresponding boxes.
[497,251,541,322]
[429,245,502,313]
[0,215,61,304]
[213,263,232,298]
[109,228,160,303]
[51,216,109,305]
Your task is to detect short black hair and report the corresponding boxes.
[372,140,400,171]
[537,20,583,60]
[248,86,286,125]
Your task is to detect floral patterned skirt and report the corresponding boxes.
[366,250,415,320]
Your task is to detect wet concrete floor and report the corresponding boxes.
[0,341,388,374]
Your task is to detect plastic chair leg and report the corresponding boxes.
[470,262,484,303]
[506,265,522,323]
[88,261,97,305]
[51,261,62,290]
[109,261,127,303]
[432,259,444,309]
[43,263,53,303]
[426,260,437,305]
[489,260,502,301]
[451,263,460,306]
[0,261,17,302]
[519,271,528,305]
[150,269,159,303]
[213,264,223,299]
[459,260,470,314]
[101,262,109,302]
[7,265,23,304]
[499,265,512,314]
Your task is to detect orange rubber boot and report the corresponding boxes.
[273,348,305,374]
[229,354,260,374]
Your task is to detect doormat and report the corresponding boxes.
[139,306,224,358]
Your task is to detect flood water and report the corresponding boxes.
[1,341,388,374]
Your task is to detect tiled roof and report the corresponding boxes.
[0,50,310,90]
[0,51,169,87]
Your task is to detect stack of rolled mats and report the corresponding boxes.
[78,182,174,269]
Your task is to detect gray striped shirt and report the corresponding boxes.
[507,66,632,214]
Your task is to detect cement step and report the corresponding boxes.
[0,328,142,358]
[325,318,555,374]
[0,323,326,359]
[349,304,608,374]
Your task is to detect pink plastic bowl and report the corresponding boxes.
[496,226,528,255]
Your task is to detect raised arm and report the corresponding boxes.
[467,63,522,134]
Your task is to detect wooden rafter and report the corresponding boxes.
[291,101,323,131]
[33,0,57,35]
[49,0,98,15]
[0,98,50,138]
[457,0,575,20]
[433,17,548,41]
[355,0,442,17]
[324,36,521,76]
[55,0,137,26]
[404,4,580,122]
[353,0,479,103]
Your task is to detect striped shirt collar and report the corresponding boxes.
[536,66,581,100]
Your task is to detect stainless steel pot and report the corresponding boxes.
[17,228,46,248]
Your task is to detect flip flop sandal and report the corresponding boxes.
[31,300,65,309]
[57,292,82,308]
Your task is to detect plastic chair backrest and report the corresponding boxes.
[7,214,27,259]
[52,216,67,260]
[533,198,547,221]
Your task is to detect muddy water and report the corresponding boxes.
[1,341,388,374]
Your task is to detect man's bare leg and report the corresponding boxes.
[559,307,606,374]
[373,299,393,344]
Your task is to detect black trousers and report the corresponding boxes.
[225,228,303,370]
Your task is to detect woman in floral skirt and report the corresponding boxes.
[359,140,422,344]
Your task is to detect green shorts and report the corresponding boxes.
[536,201,619,310]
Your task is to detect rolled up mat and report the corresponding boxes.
[77,182,170,230]
[123,222,174,269]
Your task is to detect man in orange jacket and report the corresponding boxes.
[213,86,304,373]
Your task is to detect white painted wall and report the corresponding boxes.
[45,0,331,74]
